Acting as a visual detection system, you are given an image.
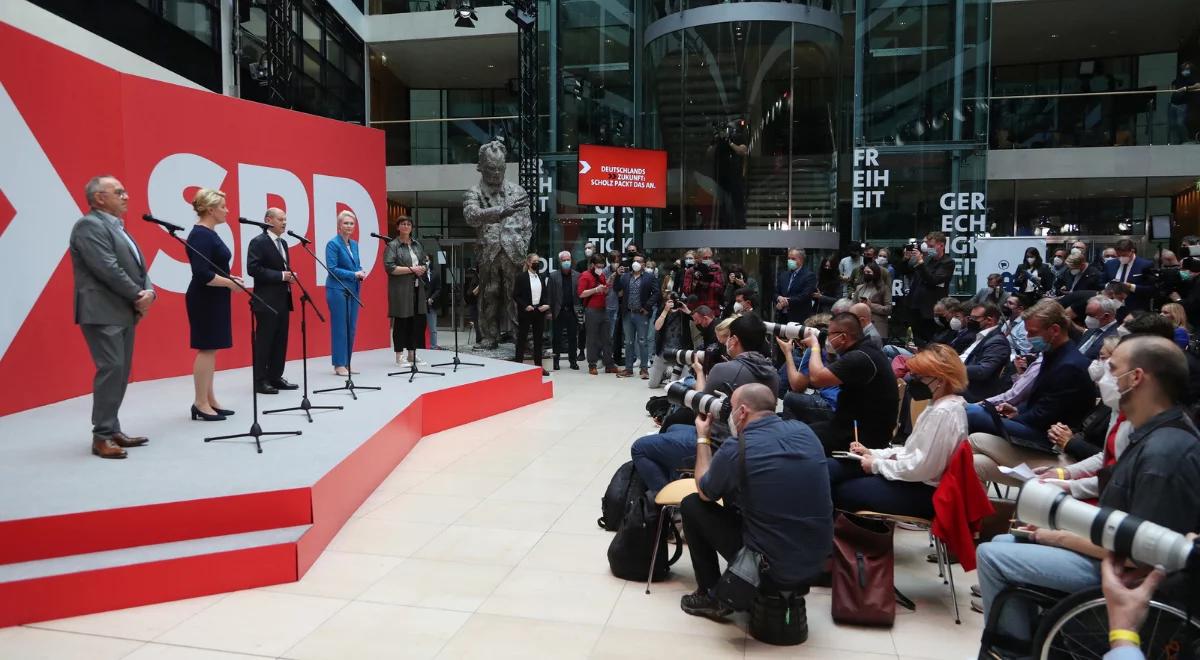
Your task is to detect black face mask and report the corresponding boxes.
[967,319,982,332]
[531,261,542,271]
[934,317,948,328]
[1001,306,1014,318]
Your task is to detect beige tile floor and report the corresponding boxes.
[2,349,983,659]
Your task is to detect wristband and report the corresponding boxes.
[697,437,712,447]
[1056,468,1066,480]
[1108,629,1140,646]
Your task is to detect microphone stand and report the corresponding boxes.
[373,234,445,382]
[433,241,483,372]
[263,250,343,422]
[307,238,381,400]
[156,221,301,454]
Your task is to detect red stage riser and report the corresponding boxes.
[0,544,297,628]
[1,370,552,626]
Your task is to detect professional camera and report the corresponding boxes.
[666,380,731,422]
[693,260,714,283]
[665,346,726,373]
[763,322,826,344]
[1016,480,1200,573]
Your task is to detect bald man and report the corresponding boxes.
[247,208,297,394]
[850,302,883,349]
[680,382,832,621]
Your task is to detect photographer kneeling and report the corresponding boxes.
[630,315,779,492]
[679,383,833,620]
[976,335,1200,649]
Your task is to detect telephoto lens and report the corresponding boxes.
[665,380,731,422]
[667,349,700,366]
[1016,480,1200,573]
[763,322,825,344]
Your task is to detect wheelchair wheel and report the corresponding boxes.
[1033,587,1200,660]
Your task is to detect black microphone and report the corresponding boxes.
[238,217,271,230]
[142,213,186,233]
[286,230,310,245]
[370,232,393,243]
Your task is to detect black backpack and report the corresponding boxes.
[645,395,671,424]
[599,461,643,531]
[606,487,683,582]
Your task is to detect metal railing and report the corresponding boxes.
[985,87,1193,149]
[370,115,518,166]
[368,0,505,14]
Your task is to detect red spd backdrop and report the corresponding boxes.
[0,24,388,416]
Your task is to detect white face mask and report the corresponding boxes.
[631,261,643,272]
[1027,257,1037,266]
[685,257,695,266]
[1069,268,1081,276]
[1085,315,1101,330]
[585,248,594,257]
[1052,257,1063,267]
[875,256,887,266]
[646,267,656,276]
[729,407,743,438]
[1098,368,1132,411]
[1119,255,1132,266]
[949,317,963,331]
[1088,359,1106,383]
[733,301,744,314]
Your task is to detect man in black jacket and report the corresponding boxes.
[547,250,580,370]
[961,303,1011,402]
[1054,252,1102,296]
[512,253,550,375]
[247,208,297,395]
[775,248,817,323]
[895,231,955,344]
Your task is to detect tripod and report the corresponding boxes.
[433,241,483,372]
[306,239,380,400]
[158,223,301,453]
[264,262,343,422]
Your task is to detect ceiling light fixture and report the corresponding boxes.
[453,0,477,28]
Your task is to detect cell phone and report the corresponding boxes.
[831,451,862,461]
[1009,526,1035,541]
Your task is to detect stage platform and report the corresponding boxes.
[0,349,552,627]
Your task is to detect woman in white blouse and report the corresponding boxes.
[827,342,969,519]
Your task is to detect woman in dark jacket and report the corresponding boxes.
[814,256,841,313]
[383,216,428,367]
[1014,246,1054,298]
[512,253,550,375]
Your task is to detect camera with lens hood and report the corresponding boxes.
[763,321,826,345]
[666,380,730,422]
[1017,480,1200,573]
[665,346,726,374]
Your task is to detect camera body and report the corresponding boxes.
[693,260,715,283]
[666,380,731,422]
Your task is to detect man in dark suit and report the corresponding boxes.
[1103,238,1156,311]
[247,208,297,395]
[1077,295,1120,361]
[895,231,955,344]
[69,175,156,459]
[961,303,1012,402]
[774,247,817,323]
[547,249,581,371]
[1054,252,1102,296]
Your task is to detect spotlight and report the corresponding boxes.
[453,0,477,28]
[504,0,536,29]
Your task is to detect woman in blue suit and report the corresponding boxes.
[326,210,366,376]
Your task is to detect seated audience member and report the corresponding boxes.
[801,312,898,452]
[1078,295,1121,360]
[827,343,968,519]
[1103,281,1131,322]
[630,315,779,491]
[969,273,1006,308]
[679,383,833,620]
[932,297,977,352]
[850,302,884,349]
[960,302,1012,402]
[1160,302,1191,349]
[1034,337,1129,500]
[777,314,839,429]
[1001,294,1032,357]
[976,335,1200,648]
[967,300,1095,485]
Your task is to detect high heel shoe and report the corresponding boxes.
[215,408,235,416]
[191,405,226,421]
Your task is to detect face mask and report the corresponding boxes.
[1098,369,1132,411]
[585,248,594,257]
[824,339,838,356]
[733,302,744,314]
[561,260,572,270]
[1104,256,1117,263]
[595,266,605,276]
[1184,270,1195,282]
[876,257,887,267]
[1027,257,1037,266]
[703,259,714,266]
[949,317,963,331]
[787,259,797,271]
[1002,306,1014,318]
[967,319,981,332]
[1028,336,1049,353]
[1085,315,1101,330]
[531,261,542,271]
[1119,256,1132,266]
[1184,68,1193,77]
[1052,257,1063,267]
[1069,268,1081,276]
[729,407,743,438]
[934,316,948,328]
[685,258,695,266]
[1088,359,1106,383]
[647,268,656,276]
[631,261,643,272]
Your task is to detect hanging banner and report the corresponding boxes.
[577,144,667,209]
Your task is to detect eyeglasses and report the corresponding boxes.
[99,189,128,197]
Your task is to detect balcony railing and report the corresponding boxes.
[987,88,1190,149]
[368,0,505,15]
[371,116,519,166]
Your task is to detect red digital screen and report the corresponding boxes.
[577,144,667,209]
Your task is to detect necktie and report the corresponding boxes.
[277,238,287,265]
[1118,264,1128,283]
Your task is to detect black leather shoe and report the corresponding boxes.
[271,378,298,390]
[256,382,279,395]
[215,408,235,416]
[191,405,226,421]
[570,362,579,370]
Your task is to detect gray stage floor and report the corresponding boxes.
[0,349,535,522]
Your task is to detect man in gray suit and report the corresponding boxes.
[69,175,156,459]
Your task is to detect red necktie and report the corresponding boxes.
[1103,413,1125,467]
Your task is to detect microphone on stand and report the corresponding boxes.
[239,217,271,230]
[286,230,311,245]
[142,213,186,233]
[370,232,393,243]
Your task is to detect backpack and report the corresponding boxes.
[598,461,643,532]
[606,487,683,582]
[645,395,671,425]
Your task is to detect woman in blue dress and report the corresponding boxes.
[326,210,366,376]
[185,188,243,421]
